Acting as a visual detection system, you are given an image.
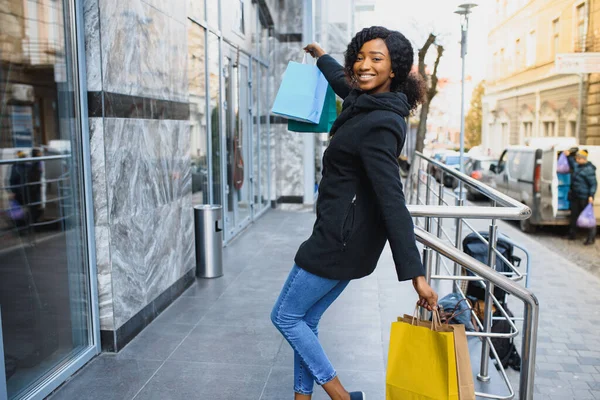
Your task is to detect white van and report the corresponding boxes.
[488,141,600,232]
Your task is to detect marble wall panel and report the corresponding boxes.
[89,118,108,226]
[84,0,102,91]
[144,203,182,304]
[99,0,188,101]
[168,18,189,103]
[141,0,187,24]
[179,193,195,277]
[111,211,150,328]
[139,2,169,101]
[276,128,304,197]
[99,0,144,96]
[141,120,174,209]
[278,0,303,34]
[104,119,148,222]
[94,225,114,330]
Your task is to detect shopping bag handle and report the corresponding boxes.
[411,305,443,331]
[301,52,317,65]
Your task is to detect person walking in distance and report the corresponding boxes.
[564,149,597,245]
[270,27,438,400]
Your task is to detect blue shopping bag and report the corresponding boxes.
[272,59,328,124]
[577,203,596,228]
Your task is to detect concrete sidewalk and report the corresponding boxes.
[49,209,600,399]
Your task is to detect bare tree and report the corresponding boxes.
[415,33,444,153]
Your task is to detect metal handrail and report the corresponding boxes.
[415,228,539,400]
[0,155,70,165]
[408,152,532,220]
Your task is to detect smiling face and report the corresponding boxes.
[352,38,395,94]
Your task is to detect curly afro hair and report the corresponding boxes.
[344,26,426,112]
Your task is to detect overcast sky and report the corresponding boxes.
[355,0,493,84]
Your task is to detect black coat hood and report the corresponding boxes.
[330,90,410,136]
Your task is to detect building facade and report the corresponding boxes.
[0,0,333,398]
[482,0,600,156]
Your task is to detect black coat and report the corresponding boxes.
[294,55,424,281]
[568,158,597,200]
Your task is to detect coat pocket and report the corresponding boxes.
[341,195,357,249]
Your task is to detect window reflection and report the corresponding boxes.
[1,0,91,398]
[188,21,209,204]
[208,32,222,205]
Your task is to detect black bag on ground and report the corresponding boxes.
[463,232,519,304]
[490,306,521,371]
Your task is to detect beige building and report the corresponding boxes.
[482,0,600,155]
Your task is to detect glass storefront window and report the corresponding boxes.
[207,0,219,29]
[260,65,270,207]
[189,0,206,22]
[188,21,209,205]
[1,0,93,398]
[252,61,260,208]
[208,32,222,206]
[260,24,270,60]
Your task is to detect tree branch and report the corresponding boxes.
[418,33,437,79]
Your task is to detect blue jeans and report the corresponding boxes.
[271,265,350,395]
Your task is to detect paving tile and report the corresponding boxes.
[274,328,385,373]
[48,356,161,400]
[199,296,275,328]
[133,361,270,400]
[168,323,282,366]
[151,295,214,326]
[116,322,193,361]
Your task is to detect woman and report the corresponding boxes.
[270,27,438,400]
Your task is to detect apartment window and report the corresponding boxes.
[543,121,556,136]
[576,3,586,51]
[552,18,560,55]
[526,30,536,66]
[237,0,245,34]
[567,120,577,137]
[523,121,533,138]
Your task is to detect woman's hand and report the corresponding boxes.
[304,43,326,59]
[412,276,438,311]
[589,196,594,204]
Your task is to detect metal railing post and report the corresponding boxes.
[420,225,433,321]
[453,193,464,280]
[415,159,422,226]
[425,174,432,207]
[435,174,445,275]
[478,221,498,382]
[520,301,539,400]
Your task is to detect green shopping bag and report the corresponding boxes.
[288,85,337,133]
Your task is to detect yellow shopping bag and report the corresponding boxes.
[386,310,459,400]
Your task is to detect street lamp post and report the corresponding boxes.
[455,3,477,175]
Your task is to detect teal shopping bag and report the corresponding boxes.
[272,61,328,124]
[288,86,337,133]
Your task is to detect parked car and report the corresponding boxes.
[488,145,600,232]
[464,156,497,200]
[427,150,451,179]
[436,152,469,188]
